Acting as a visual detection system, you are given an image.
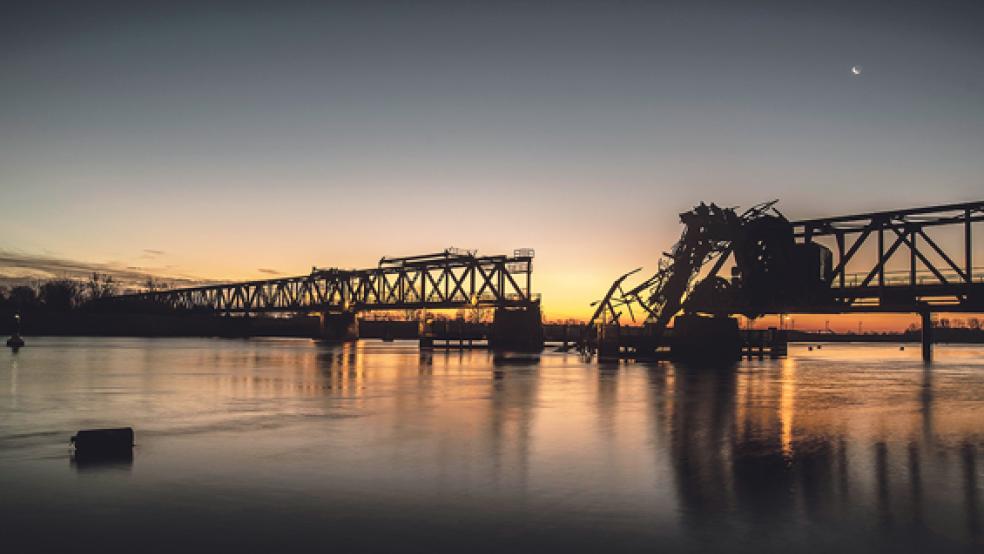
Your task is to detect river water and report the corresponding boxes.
[0,338,981,553]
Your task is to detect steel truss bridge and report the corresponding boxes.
[105,249,537,315]
[794,200,983,314]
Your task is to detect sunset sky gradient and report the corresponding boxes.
[1,1,982,328]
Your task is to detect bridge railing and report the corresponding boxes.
[793,201,982,306]
[831,266,984,288]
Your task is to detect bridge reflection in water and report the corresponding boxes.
[0,339,980,552]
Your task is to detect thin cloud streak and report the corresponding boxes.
[0,249,209,291]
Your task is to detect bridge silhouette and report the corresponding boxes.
[103,249,542,349]
[101,200,983,361]
[791,201,983,360]
[111,249,536,314]
[588,200,983,361]
[796,201,982,313]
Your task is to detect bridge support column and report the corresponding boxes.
[920,310,933,362]
[670,314,742,363]
[320,311,358,342]
[489,305,543,353]
[596,324,622,360]
[418,318,434,349]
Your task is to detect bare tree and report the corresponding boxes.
[86,273,117,301]
[467,305,494,324]
[143,277,169,292]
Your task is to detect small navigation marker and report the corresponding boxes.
[6,313,24,348]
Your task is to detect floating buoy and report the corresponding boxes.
[8,313,24,347]
[900,346,905,351]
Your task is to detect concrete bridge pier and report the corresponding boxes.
[670,314,742,363]
[418,319,434,349]
[489,305,543,352]
[920,310,933,362]
[596,324,622,360]
[320,311,358,342]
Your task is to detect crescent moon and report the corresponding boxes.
[851,66,862,75]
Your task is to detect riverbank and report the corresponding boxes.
[4,309,984,345]
[788,328,984,344]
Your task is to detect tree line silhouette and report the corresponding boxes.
[0,274,172,313]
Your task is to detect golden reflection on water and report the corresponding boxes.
[779,357,796,460]
[0,338,980,551]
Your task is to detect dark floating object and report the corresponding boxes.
[71,427,134,454]
[808,346,813,351]
[900,346,905,351]
[72,448,133,470]
[8,313,24,347]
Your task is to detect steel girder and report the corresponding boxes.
[793,200,983,312]
[104,252,536,315]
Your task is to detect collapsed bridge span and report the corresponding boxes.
[586,200,984,361]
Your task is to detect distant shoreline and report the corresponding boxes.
[3,309,984,345]
[787,329,984,344]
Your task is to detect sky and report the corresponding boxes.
[0,0,982,328]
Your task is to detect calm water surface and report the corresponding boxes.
[1,338,981,553]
